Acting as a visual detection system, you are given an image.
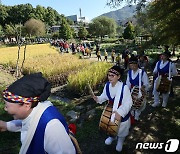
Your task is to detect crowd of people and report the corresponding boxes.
[50,39,93,57]
[0,44,178,153]
[50,40,151,72]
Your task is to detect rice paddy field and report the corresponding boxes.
[0,43,113,91]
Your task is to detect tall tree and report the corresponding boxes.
[116,25,124,37]
[35,5,46,22]
[123,21,135,39]
[0,25,4,37]
[78,25,88,40]
[4,24,16,37]
[24,18,45,37]
[0,5,8,26]
[89,16,117,39]
[45,7,56,26]
[7,4,35,25]
[59,18,72,40]
[147,0,180,45]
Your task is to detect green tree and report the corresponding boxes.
[7,4,35,25]
[35,5,46,22]
[24,18,45,37]
[116,25,124,37]
[78,26,88,40]
[0,25,4,37]
[45,7,56,26]
[123,21,135,40]
[59,18,72,40]
[147,0,180,45]
[4,24,16,37]
[0,5,9,26]
[89,16,117,39]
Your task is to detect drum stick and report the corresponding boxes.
[87,83,95,97]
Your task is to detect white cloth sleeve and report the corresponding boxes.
[6,120,22,132]
[171,63,178,76]
[117,85,133,118]
[126,73,131,89]
[44,119,76,154]
[153,62,158,74]
[142,71,150,91]
[97,84,109,104]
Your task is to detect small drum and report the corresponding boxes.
[99,103,120,137]
[131,86,146,110]
[156,75,172,93]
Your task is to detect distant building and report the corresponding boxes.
[51,25,61,33]
[51,8,89,35]
[66,15,89,24]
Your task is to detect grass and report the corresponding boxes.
[67,62,112,94]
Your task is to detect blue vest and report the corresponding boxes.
[27,106,69,154]
[105,82,130,122]
[157,60,170,75]
[128,70,144,87]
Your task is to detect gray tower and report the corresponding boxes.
[79,8,82,18]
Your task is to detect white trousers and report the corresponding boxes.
[153,78,169,106]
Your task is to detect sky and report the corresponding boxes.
[1,0,126,20]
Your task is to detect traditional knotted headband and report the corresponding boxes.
[2,89,40,104]
[108,68,120,76]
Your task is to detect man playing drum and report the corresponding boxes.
[93,65,133,152]
[152,51,178,107]
[126,56,149,121]
[0,73,76,154]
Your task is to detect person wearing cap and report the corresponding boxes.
[0,73,76,154]
[92,65,133,152]
[152,51,178,107]
[126,56,149,121]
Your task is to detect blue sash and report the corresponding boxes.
[27,106,69,154]
[106,82,130,122]
[157,61,170,75]
[128,69,144,87]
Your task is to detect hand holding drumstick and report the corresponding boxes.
[87,83,98,102]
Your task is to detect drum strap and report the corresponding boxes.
[157,61,170,76]
[26,106,69,154]
[106,82,124,103]
[129,69,144,87]
[106,82,130,122]
[138,69,142,98]
[168,62,171,80]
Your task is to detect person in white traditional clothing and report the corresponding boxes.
[0,73,76,154]
[92,65,133,152]
[152,51,178,107]
[126,56,149,121]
